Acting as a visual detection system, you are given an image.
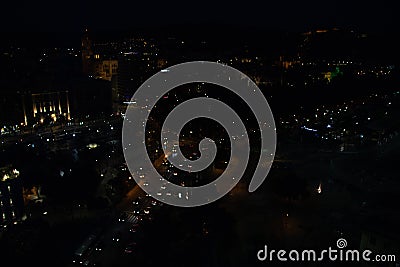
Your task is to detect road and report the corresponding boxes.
[69,151,168,267]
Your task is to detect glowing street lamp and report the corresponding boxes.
[317,183,322,194]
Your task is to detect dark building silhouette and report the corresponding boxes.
[81,28,93,75]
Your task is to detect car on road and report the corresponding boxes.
[144,206,152,214]
[112,232,122,242]
[72,257,92,266]
[118,212,128,222]
[94,240,104,252]
[124,242,137,254]
[129,223,140,233]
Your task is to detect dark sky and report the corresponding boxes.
[1,0,398,33]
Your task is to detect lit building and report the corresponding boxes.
[81,29,118,81]
[0,166,24,225]
[31,91,71,123]
[92,59,118,81]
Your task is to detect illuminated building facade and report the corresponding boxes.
[31,91,71,123]
[92,58,118,81]
[0,166,24,225]
[81,29,118,81]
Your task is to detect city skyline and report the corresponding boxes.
[0,9,399,267]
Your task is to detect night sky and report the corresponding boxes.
[1,0,398,33]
